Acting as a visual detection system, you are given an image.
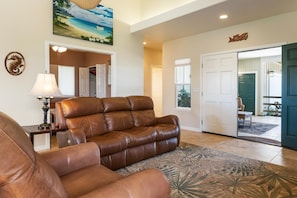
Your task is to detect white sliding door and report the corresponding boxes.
[202,53,238,137]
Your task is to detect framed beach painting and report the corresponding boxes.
[53,0,113,45]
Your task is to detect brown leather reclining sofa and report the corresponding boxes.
[55,96,180,170]
[0,112,170,198]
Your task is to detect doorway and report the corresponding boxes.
[238,73,256,114]
[45,41,116,97]
[201,46,282,146]
[237,46,282,146]
[79,64,111,98]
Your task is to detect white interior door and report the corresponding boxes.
[79,67,89,96]
[151,65,163,117]
[202,52,238,137]
[96,64,106,98]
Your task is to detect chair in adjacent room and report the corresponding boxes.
[237,97,245,111]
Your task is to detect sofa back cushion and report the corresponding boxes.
[128,96,156,127]
[60,97,108,136]
[102,97,134,131]
[102,97,131,112]
[61,97,104,118]
[0,112,67,198]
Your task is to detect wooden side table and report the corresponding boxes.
[22,125,53,145]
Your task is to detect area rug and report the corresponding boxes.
[238,122,278,135]
[117,143,297,198]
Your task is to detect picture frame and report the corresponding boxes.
[5,52,26,76]
[53,0,113,45]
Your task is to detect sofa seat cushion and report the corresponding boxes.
[87,132,129,156]
[61,165,123,198]
[154,124,179,141]
[123,127,157,147]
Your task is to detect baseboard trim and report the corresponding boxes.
[181,126,201,132]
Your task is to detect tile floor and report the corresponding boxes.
[181,129,297,171]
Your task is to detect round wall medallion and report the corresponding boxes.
[5,51,26,76]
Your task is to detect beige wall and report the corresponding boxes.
[163,11,297,130]
[0,0,144,125]
[144,47,162,96]
[140,0,195,20]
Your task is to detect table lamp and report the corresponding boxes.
[30,73,62,130]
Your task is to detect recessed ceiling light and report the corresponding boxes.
[219,14,228,20]
[143,41,147,45]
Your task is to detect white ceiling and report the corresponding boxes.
[131,0,297,50]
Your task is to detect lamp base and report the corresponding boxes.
[38,123,51,130]
[38,97,51,131]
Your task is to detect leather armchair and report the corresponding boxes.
[0,112,170,198]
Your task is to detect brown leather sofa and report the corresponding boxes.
[55,96,180,170]
[0,112,170,198]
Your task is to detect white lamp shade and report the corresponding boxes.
[30,73,62,98]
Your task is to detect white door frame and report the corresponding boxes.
[151,65,163,117]
[45,40,117,96]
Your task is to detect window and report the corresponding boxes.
[175,59,191,108]
[58,65,75,96]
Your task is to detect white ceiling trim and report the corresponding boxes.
[131,0,297,50]
[131,0,227,33]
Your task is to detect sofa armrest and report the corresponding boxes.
[68,128,87,144]
[80,169,170,198]
[56,128,87,148]
[55,101,68,130]
[56,130,75,148]
[40,142,100,176]
[156,115,180,127]
[69,128,87,144]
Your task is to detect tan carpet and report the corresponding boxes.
[117,143,297,198]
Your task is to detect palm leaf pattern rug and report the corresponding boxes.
[117,143,297,198]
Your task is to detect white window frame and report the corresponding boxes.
[175,58,191,109]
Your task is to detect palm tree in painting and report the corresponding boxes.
[53,0,71,29]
